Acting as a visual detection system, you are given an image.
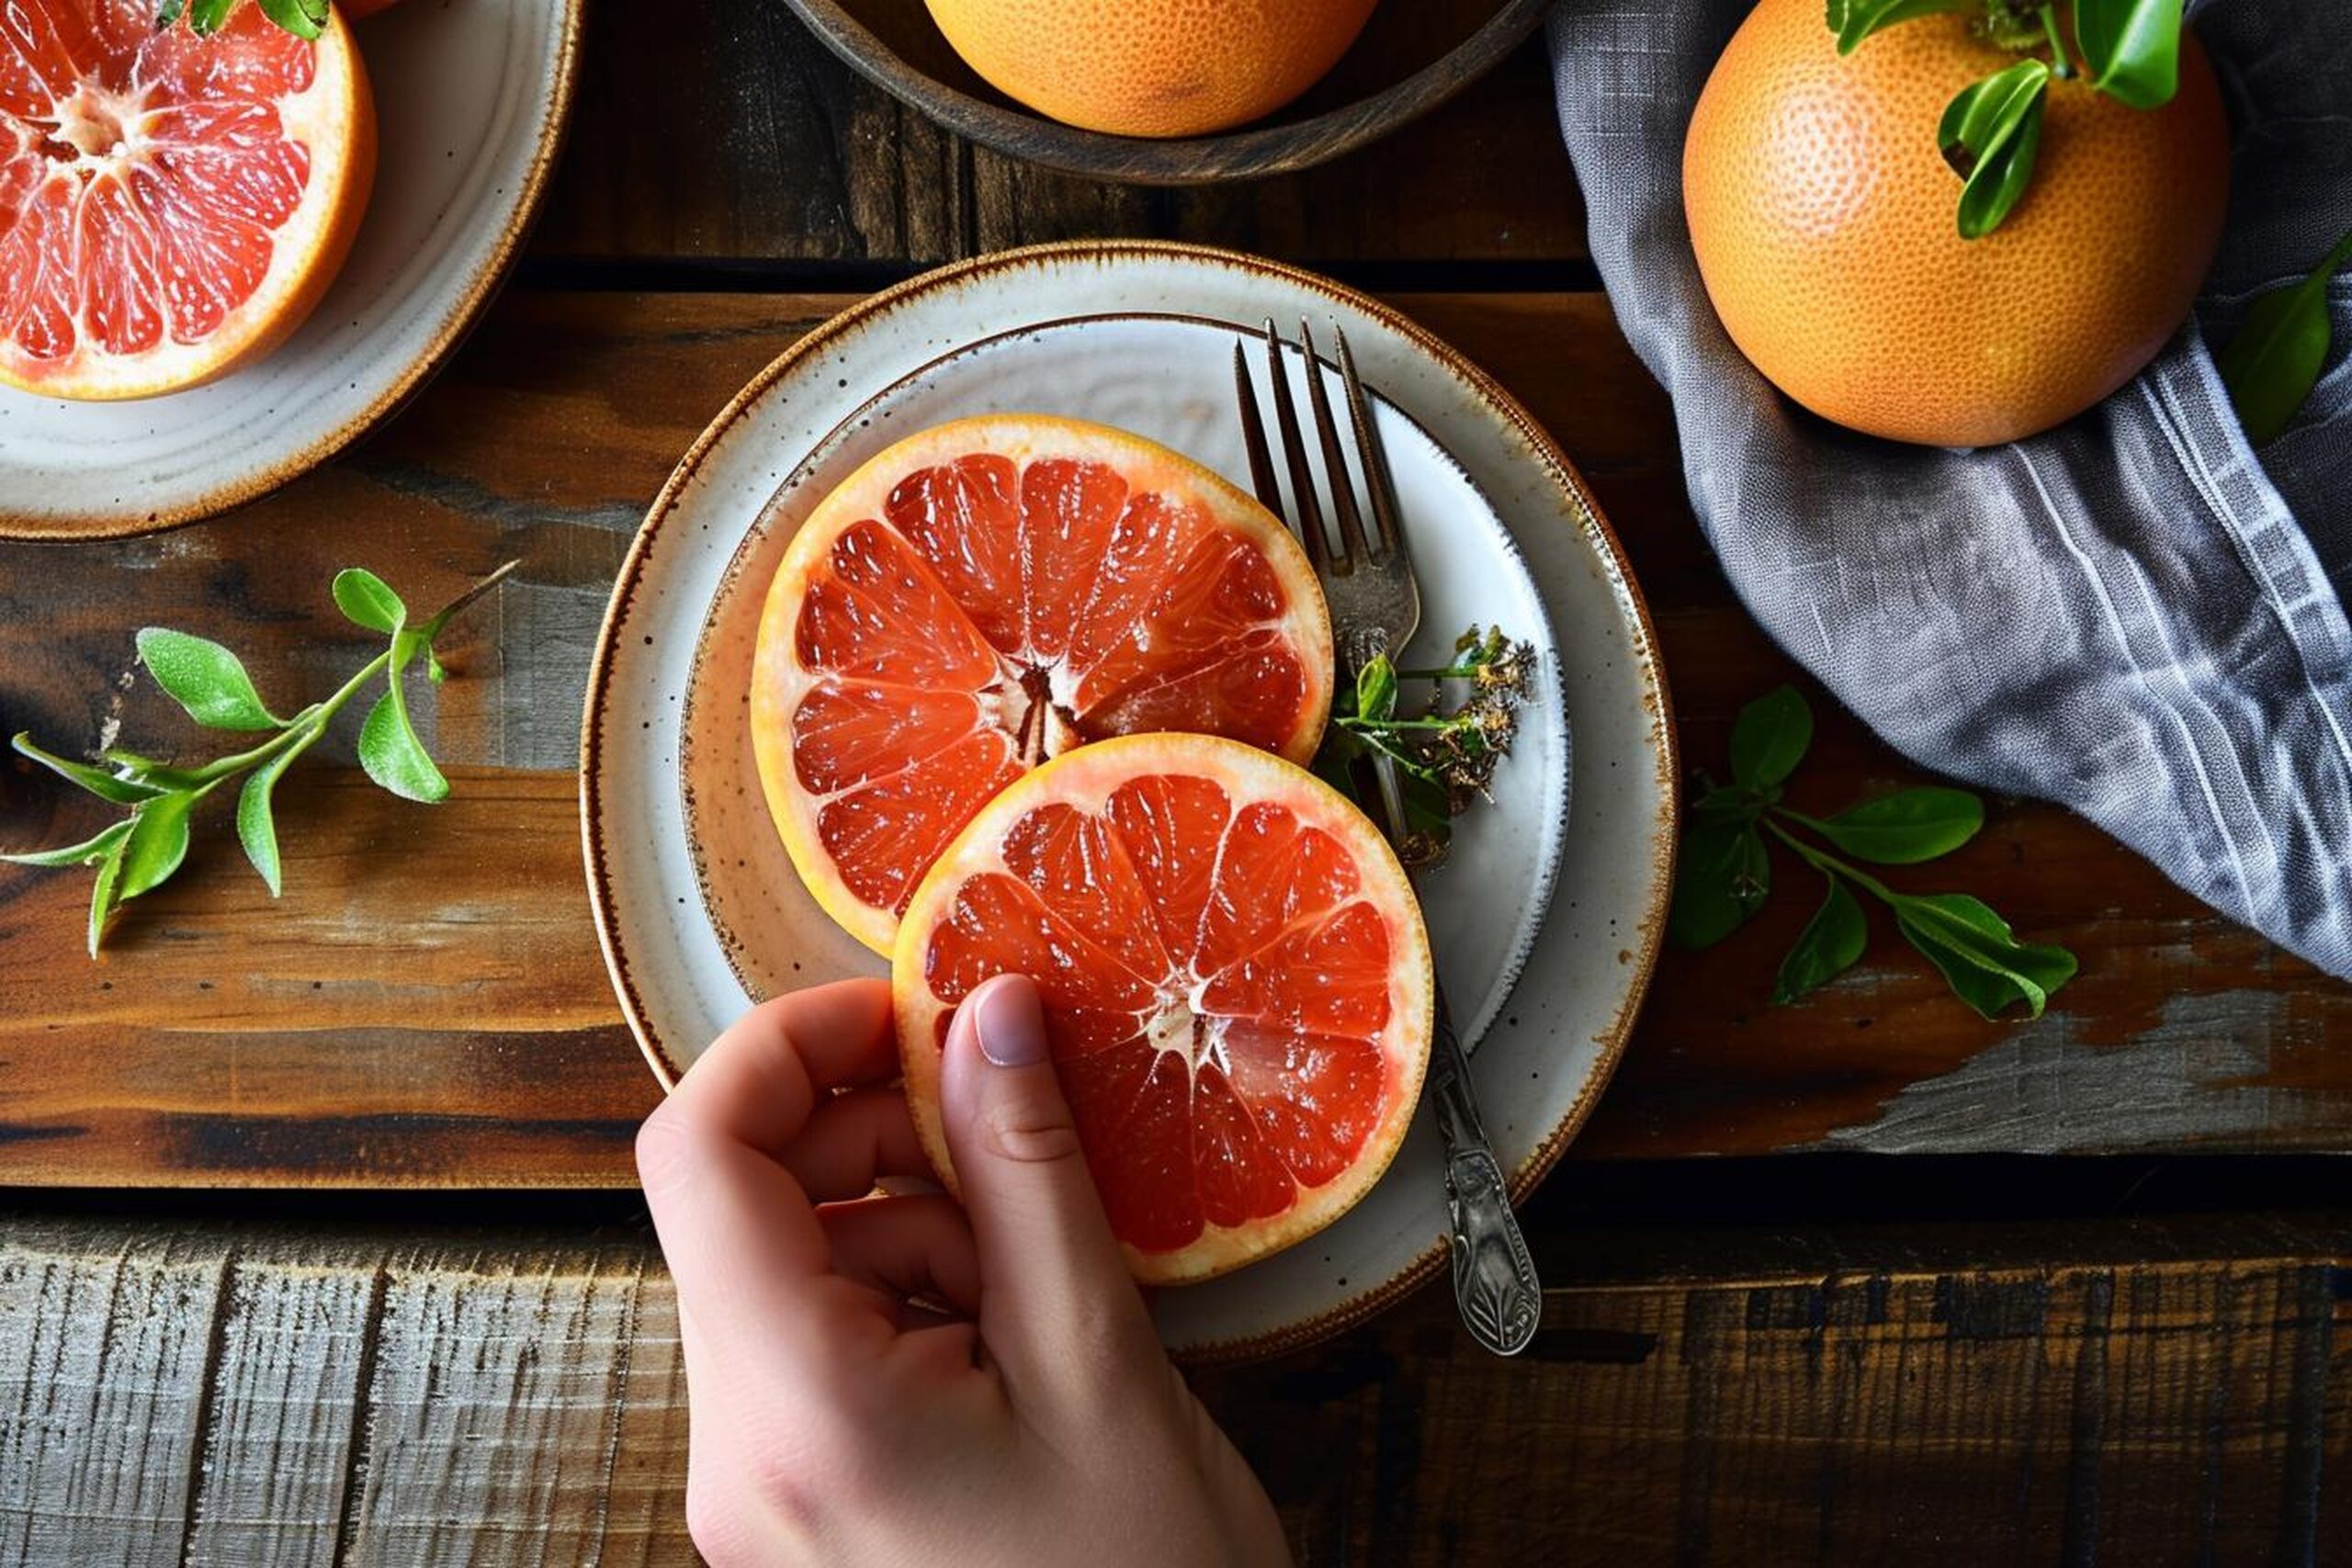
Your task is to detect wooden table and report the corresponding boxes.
[2,7,2347,1562]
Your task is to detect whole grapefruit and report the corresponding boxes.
[923,0,1378,138]
[1682,0,2229,447]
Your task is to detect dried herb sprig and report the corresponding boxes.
[3,562,514,955]
[1314,626,1534,866]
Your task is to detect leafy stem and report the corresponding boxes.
[2,563,516,954]
[1668,684,2079,1020]
[2219,223,2352,446]
[1833,0,2187,237]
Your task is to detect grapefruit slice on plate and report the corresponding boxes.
[894,733,1433,1284]
[752,414,1332,954]
[0,0,375,400]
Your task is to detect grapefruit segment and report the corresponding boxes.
[753,415,1332,954]
[894,734,1432,1285]
[0,0,374,400]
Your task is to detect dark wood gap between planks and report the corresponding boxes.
[509,253,1611,297]
[12,1156,2352,1247]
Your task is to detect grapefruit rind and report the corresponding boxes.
[891,732,1433,1286]
[752,413,1333,957]
[0,6,377,400]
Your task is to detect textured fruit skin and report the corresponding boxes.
[923,0,1378,138]
[1682,0,2229,447]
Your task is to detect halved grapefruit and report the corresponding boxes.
[0,0,376,400]
[752,414,1333,954]
[894,733,1433,1284]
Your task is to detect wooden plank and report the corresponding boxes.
[0,288,2342,1190]
[531,0,1586,266]
[0,1214,2344,1565]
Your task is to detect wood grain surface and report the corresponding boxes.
[0,289,2341,1187]
[0,1212,2343,1565]
[532,7,1588,268]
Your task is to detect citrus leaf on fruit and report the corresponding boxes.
[2075,0,2183,110]
[1939,59,2051,240]
[137,629,284,732]
[1827,0,1969,54]
[2220,228,2352,446]
[1773,874,1869,1005]
[256,0,329,38]
[1729,684,1813,789]
[1809,786,1984,863]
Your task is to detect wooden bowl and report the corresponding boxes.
[774,0,1556,186]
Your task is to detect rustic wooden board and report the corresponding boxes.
[0,288,2341,1188]
[532,2,1588,267]
[0,1213,2343,1565]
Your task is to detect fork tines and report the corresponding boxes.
[1232,319,1403,574]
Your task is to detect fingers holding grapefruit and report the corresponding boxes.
[893,733,1433,1285]
[0,0,376,400]
[752,414,1333,954]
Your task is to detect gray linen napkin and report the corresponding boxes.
[1548,0,2352,978]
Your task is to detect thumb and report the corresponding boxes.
[940,974,1159,1393]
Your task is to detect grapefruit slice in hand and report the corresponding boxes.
[752,414,1333,954]
[0,0,376,400]
[895,734,1433,1285]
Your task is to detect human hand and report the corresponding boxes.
[636,973,1291,1568]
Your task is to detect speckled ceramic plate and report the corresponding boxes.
[582,243,1677,1360]
[0,0,582,540]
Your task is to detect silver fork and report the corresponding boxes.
[1234,319,1543,1359]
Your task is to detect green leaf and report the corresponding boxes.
[88,830,127,958]
[185,0,236,32]
[99,748,209,792]
[156,0,188,25]
[2219,228,2352,446]
[255,0,328,37]
[0,818,136,869]
[1939,59,2051,240]
[1355,657,1398,726]
[118,792,197,901]
[1890,891,2078,1020]
[1829,0,1970,53]
[1729,685,1813,789]
[2075,0,2181,109]
[235,730,318,897]
[332,568,408,635]
[1773,874,1870,1005]
[358,688,448,804]
[1668,819,1771,950]
[1690,786,1768,825]
[136,628,283,732]
[1807,786,1984,863]
[14,733,166,804]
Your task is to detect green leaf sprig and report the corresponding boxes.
[1313,626,1533,868]
[1669,684,2079,1018]
[2218,225,2352,447]
[157,0,332,40]
[1829,0,2186,238]
[2,562,514,955]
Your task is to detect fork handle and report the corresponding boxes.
[1428,983,1544,1357]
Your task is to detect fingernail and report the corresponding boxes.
[973,976,1047,1067]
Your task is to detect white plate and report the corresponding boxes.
[676,314,1567,1068]
[582,243,1678,1360]
[0,0,582,540]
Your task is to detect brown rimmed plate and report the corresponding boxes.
[581,241,1677,1360]
[0,0,582,541]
